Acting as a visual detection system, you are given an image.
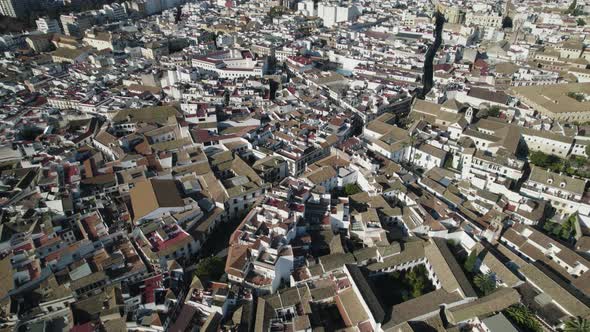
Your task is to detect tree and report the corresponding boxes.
[571,156,588,168]
[560,214,578,241]
[529,151,564,172]
[487,106,501,118]
[18,125,43,141]
[502,16,513,29]
[224,88,230,106]
[464,250,478,273]
[266,55,277,73]
[504,305,542,332]
[474,273,497,295]
[543,221,558,233]
[397,116,413,129]
[564,316,590,332]
[567,0,577,14]
[529,151,547,166]
[406,265,429,299]
[577,18,586,26]
[443,154,453,169]
[193,256,225,281]
[564,0,583,16]
[268,6,286,18]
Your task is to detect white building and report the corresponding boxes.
[521,128,573,158]
[502,223,589,277]
[459,149,525,186]
[36,17,61,34]
[0,0,25,18]
[330,200,351,231]
[303,165,338,192]
[409,144,447,170]
[60,14,94,37]
[317,2,361,27]
[225,198,297,294]
[297,0,315,16]
[465,11,502,28]
[83,31,115,51]
[103,3,127,21]
[192,49,264,78]
[520,166,586,215]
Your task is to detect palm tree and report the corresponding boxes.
[473,273,496,296]
[565,316,590,332]
[505,305,528,326]
[506,307,527,325]
[505,305,542,332]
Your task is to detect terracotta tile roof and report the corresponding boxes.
[130,179,184,221]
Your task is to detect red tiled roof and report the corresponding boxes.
[156,231,190,252]
[71,323,95,332]
[288,56,313,66]
[143,274,163,303]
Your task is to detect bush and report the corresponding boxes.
[447,239,459,247]
[344,183,362,196]
[543,221,556,232]
[568,92,586,101]
[572,156,588,167]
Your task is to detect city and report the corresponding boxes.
[0,0,590,331]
